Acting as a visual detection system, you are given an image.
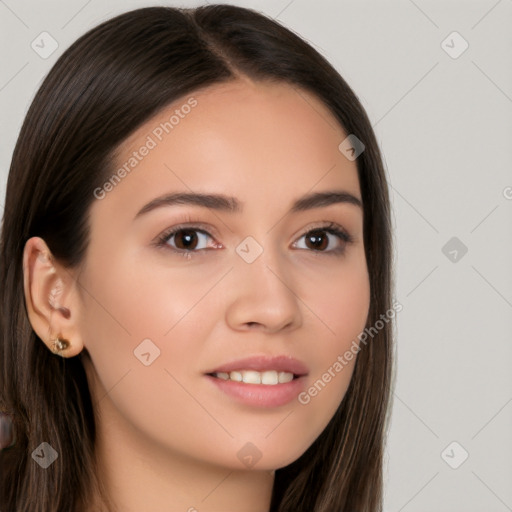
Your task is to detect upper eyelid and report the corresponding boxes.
[159,223,217,242]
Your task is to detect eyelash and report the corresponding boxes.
[154,221,354,260]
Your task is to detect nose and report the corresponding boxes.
[224,245,303,335]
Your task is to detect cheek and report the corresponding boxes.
[290,252,370,442]
[78,253,234,461]
[302,249,370,349]
[80,245,220,343]
[77,245,218,400]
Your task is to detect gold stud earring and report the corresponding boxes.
[52,336,70,355]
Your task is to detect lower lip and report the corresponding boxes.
[205,374,306,408]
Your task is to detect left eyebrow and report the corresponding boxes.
[133,189,362,221]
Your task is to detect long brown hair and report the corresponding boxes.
[0,5,394,511]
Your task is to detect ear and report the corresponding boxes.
[22,236,84,358]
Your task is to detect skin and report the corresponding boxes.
[23,77,370,512]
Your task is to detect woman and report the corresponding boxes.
[0,4,395,511]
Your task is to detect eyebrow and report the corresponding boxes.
[134,189,362,220]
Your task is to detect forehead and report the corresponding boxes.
[97,79,361,217]
[118,78,348,150]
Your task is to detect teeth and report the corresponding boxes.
[261,371,278,385]
[212,370,295,385]
[243,370,261,384]
[277,371,294,383]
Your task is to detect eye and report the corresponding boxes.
[154,221,354,259]
[293,222,354,255]
[156,225,220,255]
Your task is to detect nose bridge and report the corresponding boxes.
[226,233,302,332]
[235,232,288,290]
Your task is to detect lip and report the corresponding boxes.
[204,355,309,408]
[205,374,307,408]
[206,355,309,376]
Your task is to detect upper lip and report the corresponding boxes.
[206,355,309,376]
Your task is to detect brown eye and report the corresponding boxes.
[294,224,353,255]
[158,227,216,252]
[173,229,200,250]
[304,230,329,251]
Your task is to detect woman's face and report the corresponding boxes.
[77,78,369,470]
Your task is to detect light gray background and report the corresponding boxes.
[1,0,511,510]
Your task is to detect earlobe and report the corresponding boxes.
[22,237,84,358]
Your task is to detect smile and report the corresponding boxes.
[211,370,295,385]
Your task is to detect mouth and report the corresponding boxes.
[204,355,308,408]
[205,354,308,383]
